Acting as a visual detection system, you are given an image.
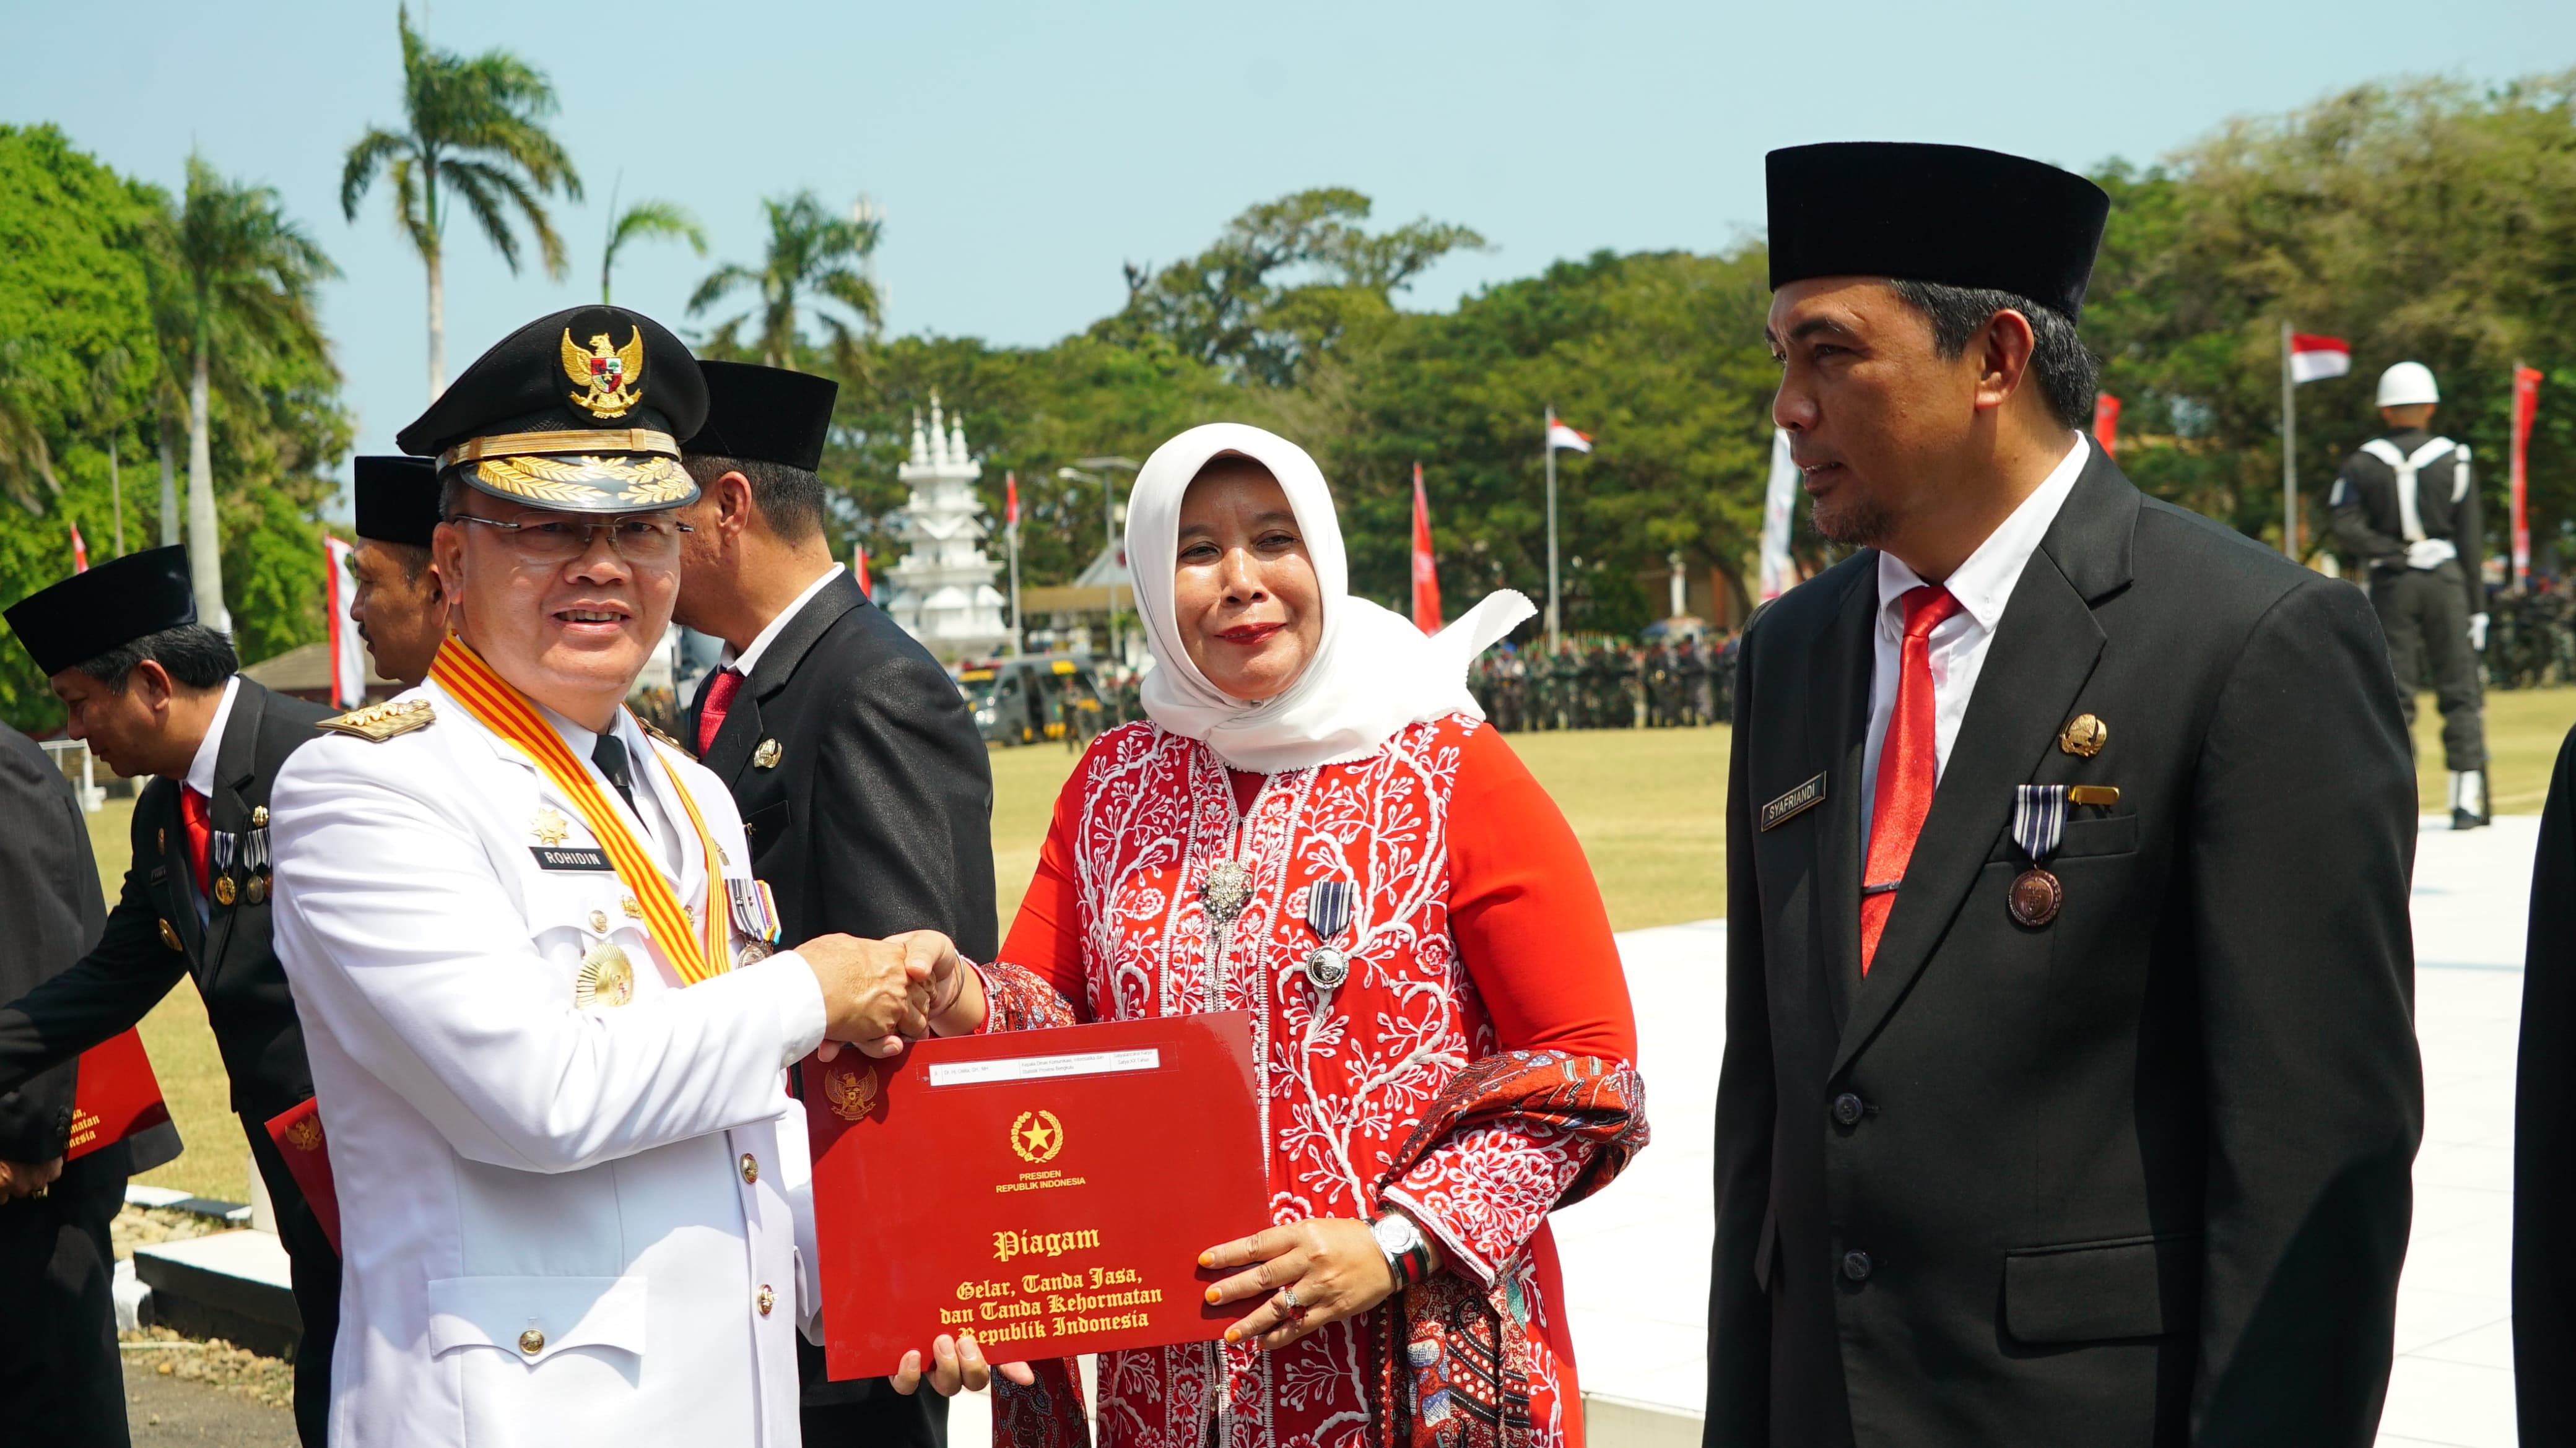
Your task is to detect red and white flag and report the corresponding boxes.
[1004,470,1020,529]
[2512,365,2544,587]
[323,535,365,709]
[853,544,871,596]
[69,523,88,573]
[2288,332,2352,384]
[1546,418,1593,454]
[2092,393,2121,454]
[1409,462,1442,634]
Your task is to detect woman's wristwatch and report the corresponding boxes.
[1370,1210,1437,1289]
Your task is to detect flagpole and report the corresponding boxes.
[2280,320,2297,560]
[1544,404,1561,654]
[1008,519,1023,656]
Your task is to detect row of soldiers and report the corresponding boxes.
[1468,635,1736,732]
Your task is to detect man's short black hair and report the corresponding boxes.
[1887,280,2100,433]
[683,454,827,544]
[75,623,237,693]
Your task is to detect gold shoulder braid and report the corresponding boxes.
[318,698,437,742]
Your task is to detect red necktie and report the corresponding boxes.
[697,667,742,755]
[1860,585,1964,974]
[180,787,213,900]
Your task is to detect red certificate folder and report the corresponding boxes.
[66,1028,172,1161]
[263,1096,341,1253]
[807,1012,1268,1380]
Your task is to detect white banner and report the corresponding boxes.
[1757,429,1798,602]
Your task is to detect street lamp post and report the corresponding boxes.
[1059,456,1139,663]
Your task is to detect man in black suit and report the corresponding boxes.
[0,546,339,1448]
[2515,722,2576,1438]
[344,454,448,688]
[672,360,996,1447]
[0,726,139,1445]
[1708,144,2421,1447]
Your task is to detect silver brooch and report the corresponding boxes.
[1201,859,1252,928]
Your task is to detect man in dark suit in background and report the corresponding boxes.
[2515,721,2576,1439]
[0,726,139,1445]
[673,360,996,1447]
[1708,144,2421,1447]
[343,453,448,688]
[0,545,339,1448]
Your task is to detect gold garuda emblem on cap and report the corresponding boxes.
[562,327,646,418]
[824,1063,880,1121]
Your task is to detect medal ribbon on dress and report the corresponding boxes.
[1306,880,1354,945]
[2012,784,2068,866]
[430,636,731,984]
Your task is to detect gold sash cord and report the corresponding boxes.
[429,636,731,984]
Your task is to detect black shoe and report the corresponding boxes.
[2453,809,2487,831]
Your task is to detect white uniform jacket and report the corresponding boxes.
[271,678,830,1448]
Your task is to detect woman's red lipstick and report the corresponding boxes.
[1216,622,1284,645]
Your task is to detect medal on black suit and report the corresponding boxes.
[2008,784,2068,927]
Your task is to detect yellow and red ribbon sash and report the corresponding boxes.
[429,636,731,984]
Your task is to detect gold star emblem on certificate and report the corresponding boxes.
[531,808,570,846]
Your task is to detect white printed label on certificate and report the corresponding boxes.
[927,1047,1162,1087]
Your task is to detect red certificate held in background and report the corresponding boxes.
[806,1012,1268,1381]
[66,1028,171,1161]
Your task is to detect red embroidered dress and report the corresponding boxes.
[977,713,1643,1448]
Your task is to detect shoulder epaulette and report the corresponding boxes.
[316,698,437,742]
[635,716,685,753]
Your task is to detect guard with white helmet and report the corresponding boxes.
[2329,359,2491,828]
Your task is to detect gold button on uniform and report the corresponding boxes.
[157,920,184,953]
[587,909,609,934]
[518,1328,546,1356]
[739,1153,759,1184]
[757,1285,775,1317]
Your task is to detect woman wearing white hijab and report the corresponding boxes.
[921,423,1647,1448]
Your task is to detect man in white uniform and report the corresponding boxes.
[271,305,960,1447]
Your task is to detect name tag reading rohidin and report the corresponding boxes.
[806,1012,1266,1380]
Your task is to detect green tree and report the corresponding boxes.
[2084,72,2576,561]
[164,154,337,630]
[599,188,705,303]
[341,4,581,397]
[1104,187,1485,388]
[0,125,348,730]
[689,191,882,373]
[0,342,60,513]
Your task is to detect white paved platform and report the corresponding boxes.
[1555,815,2542,1446]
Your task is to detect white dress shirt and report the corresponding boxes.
[1859,435,2090,857]
[718,563,843,678]
[182,675,242,798]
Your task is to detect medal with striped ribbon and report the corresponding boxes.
[429,636,731,984]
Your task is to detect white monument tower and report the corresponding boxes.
[882,394,1009,662]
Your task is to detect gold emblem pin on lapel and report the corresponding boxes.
[752,739,782,770]
[2058,714,2108,758]
[250,805,269,828]
[531,808,570,846]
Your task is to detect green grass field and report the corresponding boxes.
[84,687,2576,1201]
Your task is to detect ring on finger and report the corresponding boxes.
[1275,1286,1305,1320]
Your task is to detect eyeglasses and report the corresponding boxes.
[450,513,694,563]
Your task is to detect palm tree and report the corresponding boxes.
[341,4,580,398]
[601,189,707,304]
[0,343,60,516]
[688,191,882,372]
[167,154,337,630]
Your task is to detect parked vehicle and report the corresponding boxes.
[957,655,1109,747]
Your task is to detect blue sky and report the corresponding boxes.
[4,1,2571,482]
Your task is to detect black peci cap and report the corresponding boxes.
[354,455,441,548]
[394,305,709,514]
[1765,142,2110,323]
[4,544,199,677]
[683,361,840,472]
